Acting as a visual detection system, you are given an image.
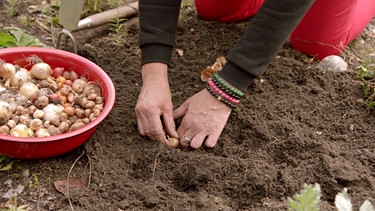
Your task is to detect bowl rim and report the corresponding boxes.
[0,46,116,143]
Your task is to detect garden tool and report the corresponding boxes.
[56,0,84,54]
[56,1,139,54]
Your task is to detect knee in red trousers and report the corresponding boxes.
[194,0,375,60]
[194,0,264,23]
[290,0,375,60]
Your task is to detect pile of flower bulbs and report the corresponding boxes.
[0,56,104,137]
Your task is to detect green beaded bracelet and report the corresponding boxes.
[213,74,245,98]
[212,77,241,99]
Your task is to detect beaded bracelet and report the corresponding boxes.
[206,84,237,109]
[211,77,241,100]
[207,79,240,104]
[213,73,245,98]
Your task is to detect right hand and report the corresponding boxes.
[135,63,178,146]
[174,89,232,149]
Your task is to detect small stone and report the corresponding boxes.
[317,55,348,72]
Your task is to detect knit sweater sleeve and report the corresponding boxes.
[218,0,315,91]
[138,0,182,66]
[138,0,315,92]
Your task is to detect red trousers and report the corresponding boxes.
[194,0,375,60]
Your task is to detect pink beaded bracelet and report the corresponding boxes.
[206,84,237,109]
[207,79,240,104]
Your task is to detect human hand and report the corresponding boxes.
[174,89,232,149]
[135,63,178,147]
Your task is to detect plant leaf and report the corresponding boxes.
[0,32,16,48]
[0,161,14,171]
[367,101,375,110]
[0,155,9,163]
[9,28,46,47]
[288,183,321,211]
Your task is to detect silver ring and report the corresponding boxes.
[183,137,191,144]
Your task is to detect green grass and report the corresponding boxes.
[3,0,17,17]
[355,60,375,110]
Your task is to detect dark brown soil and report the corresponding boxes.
[0,1,374,210]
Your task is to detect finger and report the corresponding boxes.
[135,114,145,136]
[148,115,170,145]
[135,104,151,137]
[176,121,188,142]
[173,102,188,120]
[180,136,191,149]
[142,123,156,141]
[163,110,178,138]
[178,121,193,148]
[189,133,206,149]
[203,134,219,148]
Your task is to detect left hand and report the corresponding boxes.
[173,88,232,149]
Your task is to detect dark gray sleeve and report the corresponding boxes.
[219,0,315,91]
[138,0,182,66]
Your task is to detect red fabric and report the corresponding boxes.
[194,0,375,60]
[194,0,264,23]
[290,0,375,60]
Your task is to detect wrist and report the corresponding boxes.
[218,61,255,91]
[205,73,245,109]
[141,62,168,82]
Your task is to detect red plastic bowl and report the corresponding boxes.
[0,47,116,159]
